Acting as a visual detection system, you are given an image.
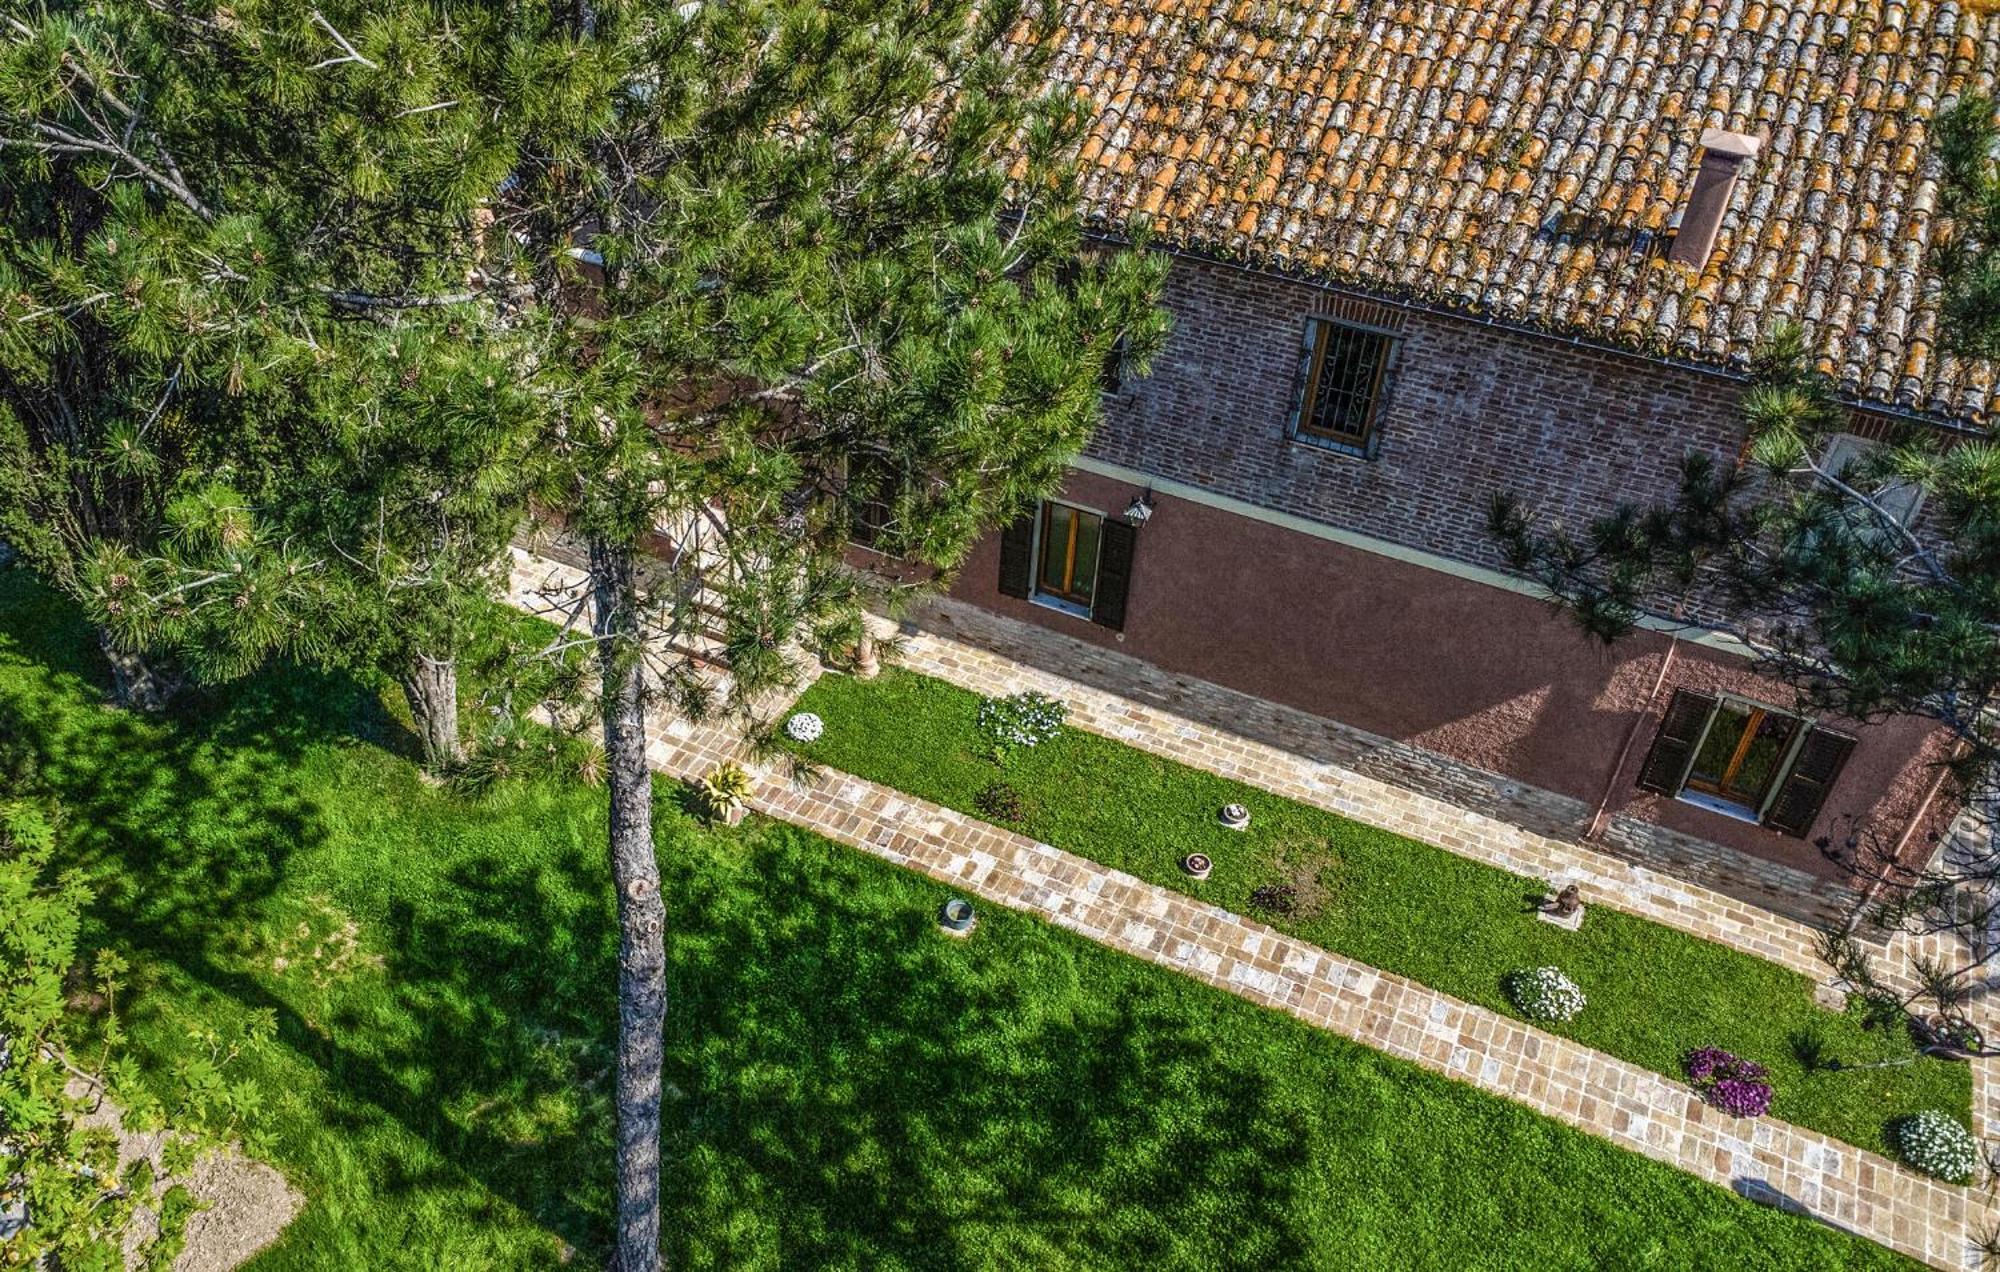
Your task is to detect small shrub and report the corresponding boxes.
[974,781,1026,824]
[1505,966,1586,1024]
[1788,1022,1828,1072]
[1684,1046,1774,1118]
[698,763,754,821]
[1248,882,1299,916]
[976,691,1067,760]
[1896,1110,1982,1183]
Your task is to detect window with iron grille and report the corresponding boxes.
[1288,318,1393,456]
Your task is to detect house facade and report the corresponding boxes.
[927,252,1955,925]
[884,0,2000,926]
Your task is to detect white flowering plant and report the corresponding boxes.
[1896,1110,1982,1183]
[1505,966,1586,1024]
[976,691,1067,760]
[785,712,824,744]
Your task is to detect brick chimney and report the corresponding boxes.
[1668,128,1761,268]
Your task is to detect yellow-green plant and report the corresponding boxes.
[699,763,754,821]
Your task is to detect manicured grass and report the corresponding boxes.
[0,572,1917,1268]
[791,667,1972,1159]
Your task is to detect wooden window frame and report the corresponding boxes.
[1031,499,1104,616]
[1672,694,1813,823]
[1290,318,1395,457]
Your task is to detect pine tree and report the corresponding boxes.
[0,3,529,750]
[1490,93,2000,1046]
[487,2,1167,1264]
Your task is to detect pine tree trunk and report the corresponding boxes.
[399,651,463,772]
[96,628,177,712]
[589,536,666,1272]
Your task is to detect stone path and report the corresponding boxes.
[506,547,1994,1268]
[658,719,1989,1270]
[883,598,2000,1148]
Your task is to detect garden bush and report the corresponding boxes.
[976,690,1066,759]
[1896,1110,1982,1183]
[974,781,1027,824]
[1684,1046,1773,1118]
[1506,967,1586,1024]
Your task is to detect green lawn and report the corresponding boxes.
[0,571,1917,1269]
[790,667,1972,1159]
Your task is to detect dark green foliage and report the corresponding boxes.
[0,5,528,702]
[0,573,1914,1270]
[1932,92,2000,360]
[791,665,1971,1156]
[973,779,1026,823]
[0,699,265,1264]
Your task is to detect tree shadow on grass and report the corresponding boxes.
[1,570,1316,1265]
[647,828,1316,1268]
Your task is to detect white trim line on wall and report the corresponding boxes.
[1068,453,1752,658]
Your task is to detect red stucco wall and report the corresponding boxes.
[949,468,1950,885]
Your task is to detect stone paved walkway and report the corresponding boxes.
[507,547,1994,1269]
[657,718,1989,1270]
[884,597,2000,1148]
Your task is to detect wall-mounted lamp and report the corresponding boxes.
[1124,490,1155,527]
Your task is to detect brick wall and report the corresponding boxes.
[1091,255,1749,568]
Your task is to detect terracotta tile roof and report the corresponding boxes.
[1037,0,2000,424]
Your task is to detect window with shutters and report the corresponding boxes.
[1034,501,1103,613]
[997,499,1138,632]
[1635,688,1856,836]
[838,454,897,550]
[1288,318,1393,457]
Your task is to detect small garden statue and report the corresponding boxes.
[1551,883,1581,916]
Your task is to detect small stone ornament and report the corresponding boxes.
[1537,881,1586,931]
[1218,803,1251,830]
[785,711,824,743]
[1182,853,1213,881]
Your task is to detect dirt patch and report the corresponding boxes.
[71,1082,303,1271]
[259,894,384,986]
[1247,839,1340,922]
[174,1147,302,1272]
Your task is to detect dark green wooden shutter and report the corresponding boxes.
[1762,726,1856,837]
[1091,519,1138,632]
[997,515,1035,599]
[1285,318,1324,439]
[1636,689,1717,795]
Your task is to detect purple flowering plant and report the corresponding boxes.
[1685,1046,1774,1118]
